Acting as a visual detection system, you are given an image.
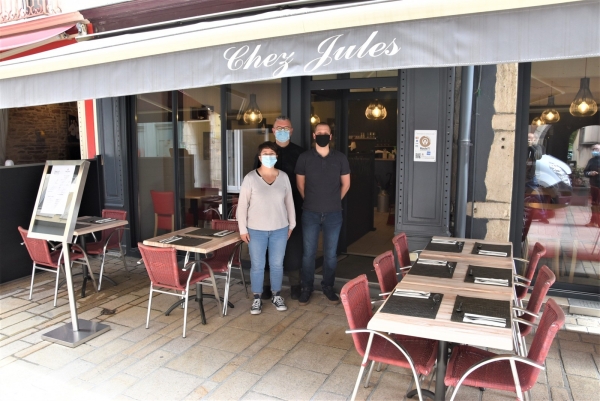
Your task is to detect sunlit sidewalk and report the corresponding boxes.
[0,255,598,400]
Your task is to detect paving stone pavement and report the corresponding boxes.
[0,255,598,400]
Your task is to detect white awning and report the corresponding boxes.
[0,0,598,108]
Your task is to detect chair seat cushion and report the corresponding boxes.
[367,334,437,376]
[86,240,119,255]
[154,270,211,291]
[444,345,536,392]
[45,248,85,267]
[200,255,230,273]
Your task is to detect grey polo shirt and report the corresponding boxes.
[295,148,350,213]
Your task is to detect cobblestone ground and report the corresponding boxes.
[0,255,598,400]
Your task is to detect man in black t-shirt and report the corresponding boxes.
[253,116,304,299]
[295,122,351,306]
[584,143,600,227]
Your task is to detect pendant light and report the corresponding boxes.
[531,116,544,126]
[541,83,560,124]
[310,106,320,125]
[365,100,387,120]
[243,94,263,124]
[570,59,598,117]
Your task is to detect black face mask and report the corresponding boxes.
[315,135,331,147]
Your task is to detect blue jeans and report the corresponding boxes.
[301,210,343,290]
[247,227,288,294]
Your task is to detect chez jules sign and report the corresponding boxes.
[223,31,400,77]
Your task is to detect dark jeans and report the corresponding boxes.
[301,210,343,290]
[591,186,600,225]
[263,224,303,287]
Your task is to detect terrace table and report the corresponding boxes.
[368,237,515,401]
[143,226,242,323]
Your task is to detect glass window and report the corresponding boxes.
[349,70,398,79]
[524,57,600,289]
[176,87,222,228]
[226,80,282,198]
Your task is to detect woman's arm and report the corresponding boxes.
[237,176,251,242]
[284,175,296,235]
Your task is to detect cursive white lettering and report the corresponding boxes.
[368,42,387,57]
[224,46,250,70]
[304,34,344,73]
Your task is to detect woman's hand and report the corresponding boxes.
[288,229,293,239]
[240,233,250,243]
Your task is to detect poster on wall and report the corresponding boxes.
[414,130,437,162]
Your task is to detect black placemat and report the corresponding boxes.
[380,293,443,319]
[75,223,90,229]
[424,241,465,253]
[471,242,511,257]
[451,296,511,328]
[168,236,211,247]
[187,228,223,236]
[408,261,457,279]
[464,265,513,286]
[79,217,103,224]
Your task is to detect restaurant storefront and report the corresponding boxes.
[1,0,598,298]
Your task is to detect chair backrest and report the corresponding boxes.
[516,242,546,299]
[150,190,175,216]
[100,209,127,249]
[18,226,54,266]
[373,251,398,299]
[392,233,411,271]
[519,265,555,337]
[228,204,238,220]
[138,243,185,290]
[211,220,240,259]
[340,274,374,357]
[204,208,222,222]
[521,298,564,389]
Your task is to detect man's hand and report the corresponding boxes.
[240,233,250,243]
[288,229,293,239]
[589,171,599,176]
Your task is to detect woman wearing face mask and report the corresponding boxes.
[237,141,296,315]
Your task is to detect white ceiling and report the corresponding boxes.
[530,57,599,107]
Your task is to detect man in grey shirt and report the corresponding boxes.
[295,122,350,305]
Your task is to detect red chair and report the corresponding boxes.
[444,298,565,401]
[373,251,399,300]
[341,275,438,401]
[150,190,175,236]
[18,226,93,306]
[512,265,555,356]
[85,209,128,290]
[138,243,222,338]
[207,220,247,315]
[514,242,546,304]
[392,233,418,277]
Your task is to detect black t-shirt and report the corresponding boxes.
[254,142,305,216]
[295,148,351,213]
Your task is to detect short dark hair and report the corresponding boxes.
[257,141,278,155]
[274,115,291,123]
[313,122,331,133]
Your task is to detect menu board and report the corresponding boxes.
[28,160,89,242]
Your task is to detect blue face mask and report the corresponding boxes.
[261,155,277,168]
[593,151,600,157]
[274,129,290,142]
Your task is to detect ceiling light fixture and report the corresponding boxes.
[531,116,544,126]
[310,106,320,125]
[541,83,560,124]
[570,59,598,117]
[365,100,387,120]
[243,94,263,124]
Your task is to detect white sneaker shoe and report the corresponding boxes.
[271,294,287,311]
[250,297,262,315]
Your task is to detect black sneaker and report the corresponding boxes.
[322,286,340,305]
[260,286,271,300]
[250,296,262,315]
[290,285,301,300]
[271,292,288,311]
[298,289,312,306]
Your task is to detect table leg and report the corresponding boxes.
[435,340,448,401]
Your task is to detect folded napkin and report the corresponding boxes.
[94,218,116,223]
[431,239,457,244]
[417,259,447,266]
[477,250,507,257]
[463,313,506,327]
[474,277,509,286]
[393,289,431,299]
[159,236,182,244]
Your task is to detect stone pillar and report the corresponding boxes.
[478,63,518,241]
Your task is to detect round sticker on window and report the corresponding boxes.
[419,136,431,147]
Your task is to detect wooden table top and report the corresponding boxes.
[74,216,128,235]
[368,281,514,350]
[418,236,514,266]
[142,226,241,254]
[185,188,220,200]
[401,258,515,297]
